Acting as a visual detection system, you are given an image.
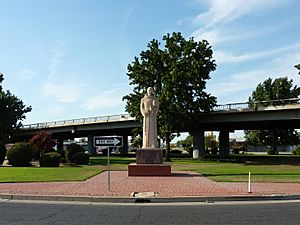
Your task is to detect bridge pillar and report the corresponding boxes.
[56,138,64,156]
[87,135,96,155]
[192,129,205,157]
[120,135,128,155]
[219,130,230,157]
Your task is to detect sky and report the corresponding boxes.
[1,0,300,126]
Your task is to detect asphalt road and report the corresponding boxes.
[0,200,300,225]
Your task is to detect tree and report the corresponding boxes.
[245,77,300,153]
[29,131,56,159]
[123,32,217,161]
[177,135,193,150]
[0,73,32,145]
[205,134,218,154]
[295,64,300,75]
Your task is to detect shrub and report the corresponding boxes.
[65,143,85,162]
[72,152,90,165]
[267,149,279,155]
[29,132,56,159]
[0,145,7,165]
[39,152,61,167]
[231,148,240,154]
[7,142,32,166]
[187,146,193,154]
[292,146,300,155]
[210,147,218,154]
[170,149,182,155]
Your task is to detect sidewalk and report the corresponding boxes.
[1,171,300,202]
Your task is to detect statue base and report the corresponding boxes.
[128,148,171,176]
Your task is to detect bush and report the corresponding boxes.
[29,132,56,158]
[267,149,279,155]
[231,148,240,154]
[170,149,182,155]
[292,146,300,155]
[210,147,218,154]
[72,152,90,165]
[65,143,85,162]
[39,152,61,167]
[0,145,7,165]
[7,142,32,166]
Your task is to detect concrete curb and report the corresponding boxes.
[1,194,300,203]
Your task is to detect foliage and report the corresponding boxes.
[65,143,85,162]
[130,134,142,148]
[39,152,61,167]
[205,134,218,154]
[170,149,182,155]
[292,146,300,155]
[245,77,300,150]
[177,135,193,150]
[123,32,217,161]
[29,131,56,159]
[72,152,90,165]
[0,74,32,144]
[295,64,300,75]
[7,142,32,166]
[267,149,279,155]
[0,145,6,165]
[249,77,300,104]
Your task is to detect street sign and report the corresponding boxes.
[94,136,123,147]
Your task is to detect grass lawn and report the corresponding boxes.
[1,156,300,183]
[0,166,102,183]
[171,158,300,183]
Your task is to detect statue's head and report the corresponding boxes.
[147,87,154,96]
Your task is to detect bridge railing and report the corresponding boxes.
[214,98,300,111]
[21,98,300,130]
[21,114,135,130]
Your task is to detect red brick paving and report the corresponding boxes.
[0,171,300,198]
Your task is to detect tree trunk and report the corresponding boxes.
[165,135,171,162]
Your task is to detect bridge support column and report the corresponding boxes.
[120,136,128,155]
[219,130,230,158]
[87,135,96,155]
[193,129,205,157]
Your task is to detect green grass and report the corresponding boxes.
[171,159,300,183]
[1,156,300,183]
[0,166,102,183]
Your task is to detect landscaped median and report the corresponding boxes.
[0,156,300,183]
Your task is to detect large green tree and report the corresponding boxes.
[123,32,217,161]
[245,77,300,153]
[295,64,300,75]
[0,73,32,145]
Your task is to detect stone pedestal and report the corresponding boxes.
[128,148,171,176]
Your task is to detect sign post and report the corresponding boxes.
[94,136,123,192]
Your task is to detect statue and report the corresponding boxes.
[140,87,159,148]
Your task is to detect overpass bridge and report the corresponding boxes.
[12,98,300,156]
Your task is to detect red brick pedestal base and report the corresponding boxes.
[128,163,171,176]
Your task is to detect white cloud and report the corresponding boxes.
[208,51,300,99]
[191,0,292,47]
[16,69,37,80]
[195,0,290,28]
[214,43,300,64]
[42,82,83,103]
[49,41,69,80]
[83,89,126,111]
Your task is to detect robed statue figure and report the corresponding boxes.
[140,87,159,148]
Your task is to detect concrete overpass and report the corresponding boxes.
[12,98,300,156]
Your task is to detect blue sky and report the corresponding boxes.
[1,0,300,125]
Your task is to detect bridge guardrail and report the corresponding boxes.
[21,98,300,130]
[21,114,135,130]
